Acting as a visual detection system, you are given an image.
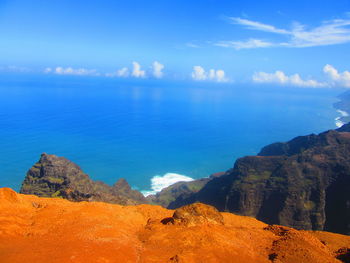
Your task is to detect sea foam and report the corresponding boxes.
[335,109,349,128]
[142,173,194,196]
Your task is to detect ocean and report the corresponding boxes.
[0,74,343,195]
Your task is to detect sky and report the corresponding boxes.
[1,0,350,87]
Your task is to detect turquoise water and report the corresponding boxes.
[0,74,342,193]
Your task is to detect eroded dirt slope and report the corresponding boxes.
[0,188,349,263]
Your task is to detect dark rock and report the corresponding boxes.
[336,247,350,263]
[170,124,350,234]
[20,153,147,205]
[209,171,226,179]
[258,134,320,156]
[111,178,146,203]
[337,122,350,132]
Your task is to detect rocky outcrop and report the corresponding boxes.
[2,187,350,263]
[172,203,224,226]
[170,123,350,235]
[20,153,147,205]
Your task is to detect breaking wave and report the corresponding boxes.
[141,173,194,196]
[335,109,349,128]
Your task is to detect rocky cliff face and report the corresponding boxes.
[2,187,350,263]
[170,123,350,235]
[20,153,147,205]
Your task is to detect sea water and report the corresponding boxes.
[0,74,343,194]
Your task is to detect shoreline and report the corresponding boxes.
[144,91,350,196]
[335,109,350,128]
[334,90,350,127]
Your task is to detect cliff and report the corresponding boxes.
[170,123,350,235]
[1,188,350,263]
[20,153,147,205]
[18,124,350,235]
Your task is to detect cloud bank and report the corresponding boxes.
[323,64,350,87]
[36,63,350,88]
[191,66,229,82]
[253,70,327,87]
[252,65,350,88]
[106,61,164,79]
[217,17,350,49]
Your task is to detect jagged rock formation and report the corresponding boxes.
[20,153,147,205]
[170,123,350,235]
[2,187,350,263]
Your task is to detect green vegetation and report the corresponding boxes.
[46,177,65,184]
[51,190,63,198]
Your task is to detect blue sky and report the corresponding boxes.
[1,0,350,86]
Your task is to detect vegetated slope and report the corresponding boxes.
[170,123,350,235]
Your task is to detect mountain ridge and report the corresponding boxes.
[18,123,350,235]
[168,123,350,234]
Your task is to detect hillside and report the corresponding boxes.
[1,188,350,263]
[170,123,350,235]
[18,123,350,235]
[20,153,147,205]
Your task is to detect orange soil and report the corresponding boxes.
[0,187,349,263]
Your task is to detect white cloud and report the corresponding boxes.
[106,62,163,79]
[216,39,274,49]
[46,66,99,76]
[141,173,194,196]
[192,66,207,81]
[208,69,216,79]
[186,42,200,48]
[105,67,129,78]
[324,64,350,87]
[191,66,229,82]
[218,17,350,49]
[252,70,328,87]
[214,69,228,82]
[152,61,164,78]
[117,67,129,77]
[131,61,146,78]
[230,17,289,35]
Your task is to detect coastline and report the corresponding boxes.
[334,90,350,127]
[335,109,350,128]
